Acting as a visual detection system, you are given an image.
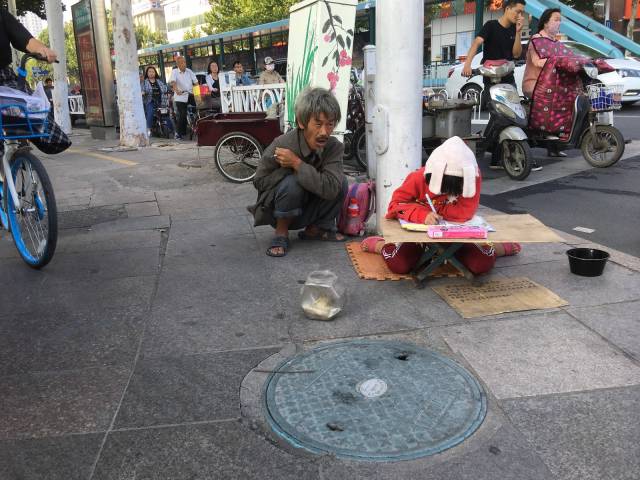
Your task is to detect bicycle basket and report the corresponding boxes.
[587,83,623,111]
[0,102,50,140]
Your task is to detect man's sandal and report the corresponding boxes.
[266,236,290,257]
[297,229,346,242]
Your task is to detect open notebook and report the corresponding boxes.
[399,215,496,232]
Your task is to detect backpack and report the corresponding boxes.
[337,180,375,237]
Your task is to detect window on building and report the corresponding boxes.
[441,45,455,63]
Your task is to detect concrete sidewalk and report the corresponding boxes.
[0,132,639,480]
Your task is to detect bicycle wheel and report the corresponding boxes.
[3,150,57,268]
[214,132,263,183]
[353,127,367,170]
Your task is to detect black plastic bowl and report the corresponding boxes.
[566,248,610,277]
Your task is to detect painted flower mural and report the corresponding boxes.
[320,0,354,93]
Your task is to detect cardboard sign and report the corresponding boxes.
[432,277,568,318]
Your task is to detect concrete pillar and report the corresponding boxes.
[374,0,423,232]
[45,0,72,134]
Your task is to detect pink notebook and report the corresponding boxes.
[427,225,488,239]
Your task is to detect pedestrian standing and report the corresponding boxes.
[169,56,198,140]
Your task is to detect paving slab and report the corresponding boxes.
[115,348,279,428]
[152,257,274,314]
[92,422,320,480]
[0,275,156,315]
[90,190,157,208]
[442,311,640,399]
[0,433,102,480]
[0,366,129,440]
[494,259,640,308]
[56,229,162,254]
[142,304,290,358]
[125,201,160,218]
[567,300,640,360]
[58,204,126,230]
[0,305,146,375]
[164,231,258,265]
[0,248,160,283]
[89,215,170,233]
[501,385,640,480]
[317,424,553,480]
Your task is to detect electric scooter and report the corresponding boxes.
[473,60,533,181]
[525,63,625,168]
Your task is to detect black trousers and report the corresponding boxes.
[174,100,188,136]
[272,174,348,231]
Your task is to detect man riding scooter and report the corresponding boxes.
[462,0,542,172]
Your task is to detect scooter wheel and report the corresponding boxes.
[581,125,625,168]
[499,140,532,181]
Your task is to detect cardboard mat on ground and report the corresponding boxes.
[432,277,568,318]
[345,242,461,281]
[381,214,564,244]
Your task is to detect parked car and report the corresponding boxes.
[445,41,640,105]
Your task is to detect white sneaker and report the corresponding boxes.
[147,129,152,137]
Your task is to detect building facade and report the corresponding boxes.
[132,0,168,37]
[163,0,210,43]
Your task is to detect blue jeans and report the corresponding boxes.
[144,101,155,129]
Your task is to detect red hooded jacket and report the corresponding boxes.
[385,167,481,224]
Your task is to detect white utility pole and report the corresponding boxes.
[111,0,149,147]
[374,0,424,232]
[45,0,72,134]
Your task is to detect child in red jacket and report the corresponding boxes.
[362,136,520,275]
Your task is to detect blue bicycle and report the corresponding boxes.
[0,54,58,268]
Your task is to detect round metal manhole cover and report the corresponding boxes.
[264,340,486,461]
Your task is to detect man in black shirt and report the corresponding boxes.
[0,8,57,69]
[462,0,525,105]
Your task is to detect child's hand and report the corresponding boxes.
[424,212,442,225]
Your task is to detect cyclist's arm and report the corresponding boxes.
[3,10,32,53]
[25,38,57,63]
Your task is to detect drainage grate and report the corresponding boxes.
[264,340,486,461]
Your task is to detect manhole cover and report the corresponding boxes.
[264,340,486,461]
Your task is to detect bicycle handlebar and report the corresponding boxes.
[19,53,59,71]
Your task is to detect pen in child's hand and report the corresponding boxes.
[425,195,440,224]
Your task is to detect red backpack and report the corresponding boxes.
[337,180,375,237]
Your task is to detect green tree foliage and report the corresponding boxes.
[182,23,202,41]
[37,22,79,86]
[203,0,298,34]
[0,0,48,19]
[135,24,167,48]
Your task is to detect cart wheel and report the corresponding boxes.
[214,132,263,183]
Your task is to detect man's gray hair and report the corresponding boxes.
[294,87,341,127]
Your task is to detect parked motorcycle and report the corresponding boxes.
[472,60,532,180]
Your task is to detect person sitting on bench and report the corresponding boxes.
[248,87,348,257]
[360,136,520,274]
